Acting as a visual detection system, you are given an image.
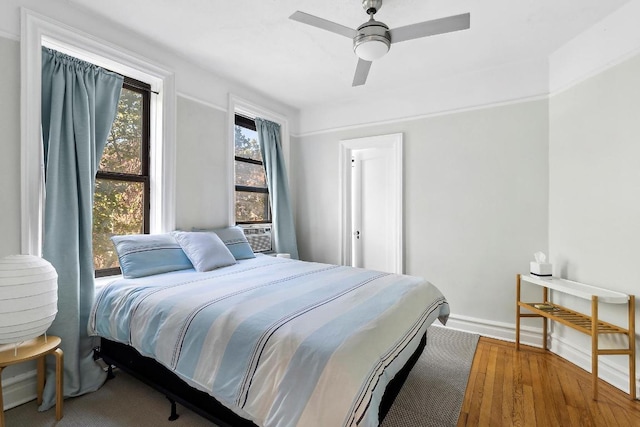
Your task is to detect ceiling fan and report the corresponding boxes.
[289,0,470,86]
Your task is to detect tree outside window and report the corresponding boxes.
[93,78,150,277]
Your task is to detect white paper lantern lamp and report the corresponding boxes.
[0,255,58,348]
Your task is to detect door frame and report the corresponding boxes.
[339,133,403,273]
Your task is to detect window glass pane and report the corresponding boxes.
[235,160,267,188]
[100,88,143,174]
[236,191,270,223]
[234,125,262,162]
[93,179,145,270]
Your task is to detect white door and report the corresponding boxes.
[340,134,403,274]
[351,148,393,271]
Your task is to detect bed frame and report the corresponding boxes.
[95,333,427,426]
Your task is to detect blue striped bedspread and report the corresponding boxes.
[89,255,449,427]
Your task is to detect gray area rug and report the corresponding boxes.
[5,326,479,426]
[381,325,480,427]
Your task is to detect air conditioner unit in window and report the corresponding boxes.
[241,224,273,253]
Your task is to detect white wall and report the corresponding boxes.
[549,54,640,291]
[549,52,640,395]
[175,97,230,229]
[292,99,549,326]
[545,0,640,396]
[0,37,21,258]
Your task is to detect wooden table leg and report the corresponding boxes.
[37,355,45,405]
[516,274,521,351]
[54,348,63,421]
[0,366,5,427]
[591,295,599,400]
[543,287,548,351]
[629,296,636,400]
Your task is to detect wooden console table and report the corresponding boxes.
[0,335,63,426]
[515,274,636,400]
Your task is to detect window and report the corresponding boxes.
[234,114,270,224]
[93,77,151,277]
[22,12,176,264]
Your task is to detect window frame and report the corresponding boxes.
[94,77,152,278]
[234,114,271,224]
[227,95,290,228]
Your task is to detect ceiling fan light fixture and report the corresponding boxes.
[354,35,390,61]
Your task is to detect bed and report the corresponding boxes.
[89,253,449,426]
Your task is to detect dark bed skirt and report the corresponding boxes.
[95,332,427,426]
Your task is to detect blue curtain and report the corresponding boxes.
[255,118,299,259]
[40,47,123,410]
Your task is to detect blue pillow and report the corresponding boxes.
[191,226,255,260]
[173,231,236,272]
[111,233,193,278]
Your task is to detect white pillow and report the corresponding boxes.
[172,231,236,272]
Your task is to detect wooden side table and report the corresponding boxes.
[516,274,636,400]
[0,335,63,426]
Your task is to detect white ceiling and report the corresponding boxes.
[68,0,629,113]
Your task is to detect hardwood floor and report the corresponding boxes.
[458,337,640,427]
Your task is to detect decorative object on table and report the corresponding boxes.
[533,303,558,311]
[0,255,58,353]
[529,251,552,277]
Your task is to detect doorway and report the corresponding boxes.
[339,133,403,274]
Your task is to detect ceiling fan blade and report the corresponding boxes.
[390,13,470,44]
[352,59,372,87]
[289,11,357,39]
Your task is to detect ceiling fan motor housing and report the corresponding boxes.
[353,19,391,61]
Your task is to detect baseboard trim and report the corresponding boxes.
[445,313,638,399]
[549,334,639,398]
[1,369,37,410]
[444,313,544,347]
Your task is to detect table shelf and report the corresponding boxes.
[519,301,630,335]
[515,274,636,400]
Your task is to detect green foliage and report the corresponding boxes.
[92,88,145,271]
[100,89,143,174]
[234,125,270,222]
[236,191,269,222]
[235,125,262,161]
